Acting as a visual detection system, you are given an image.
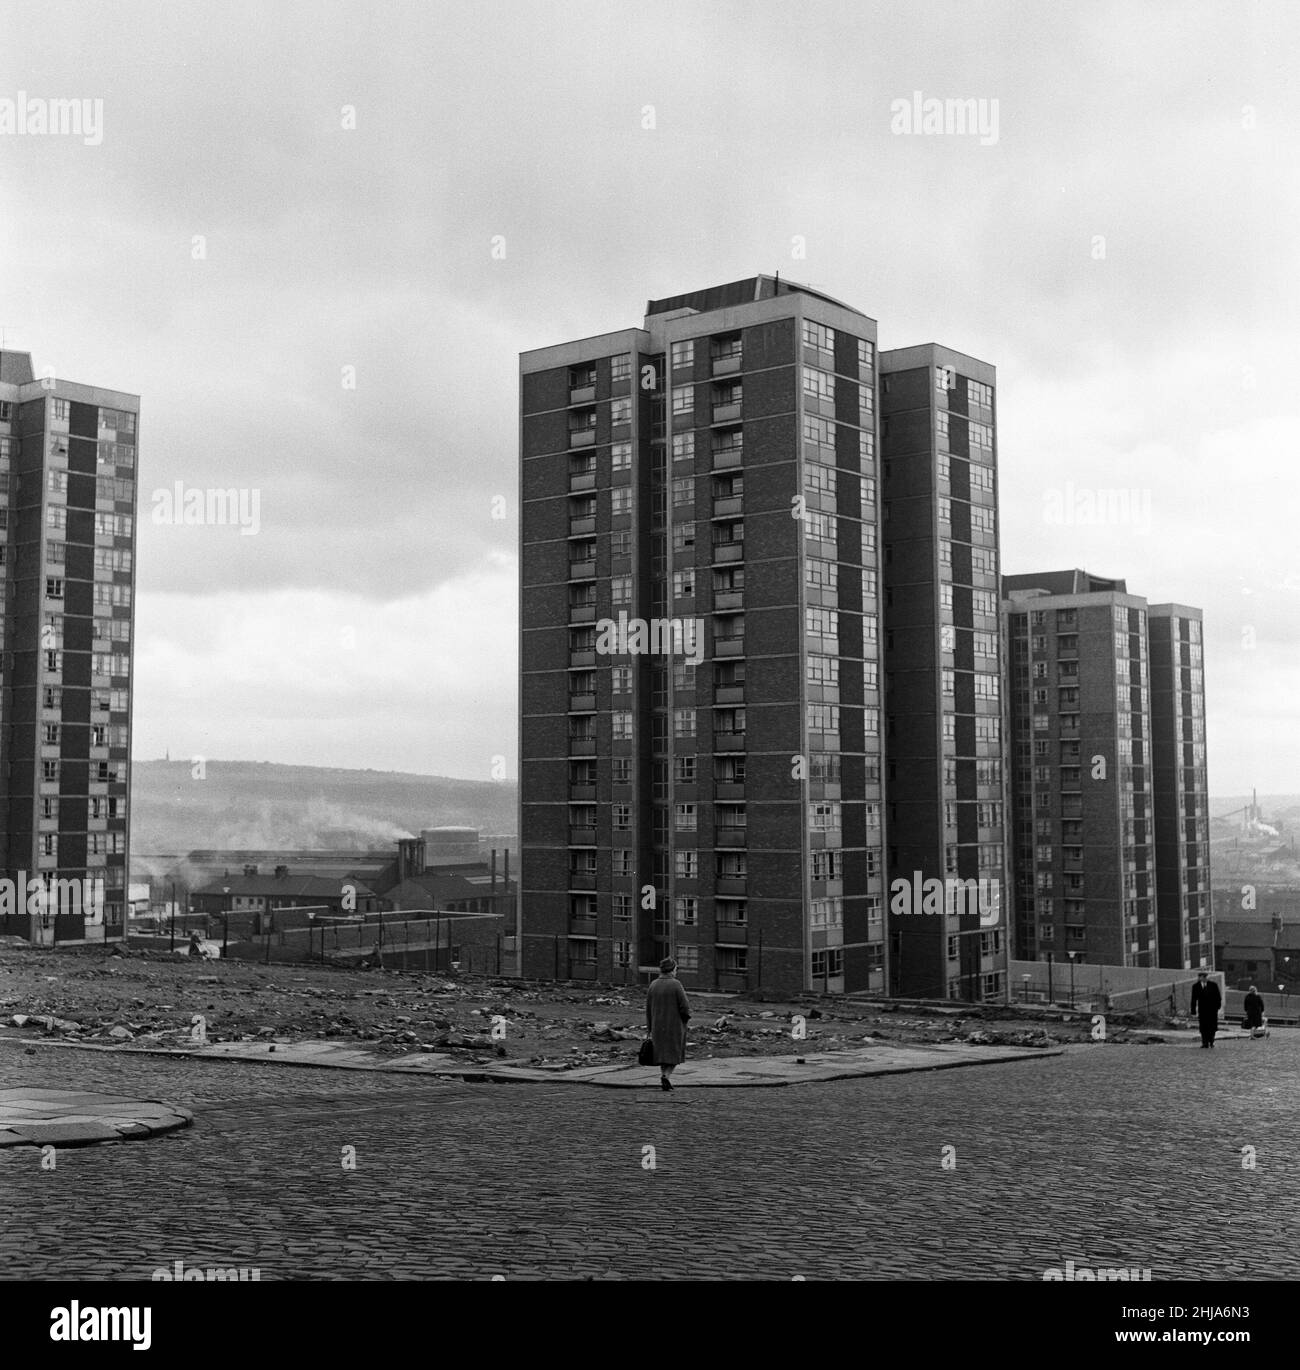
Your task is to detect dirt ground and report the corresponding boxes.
[0,942,1175,1069]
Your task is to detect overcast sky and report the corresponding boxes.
[1,0,1295,793]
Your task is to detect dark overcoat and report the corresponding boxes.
[1242,991,1265,1028]
[1190,978,1222,1027]
[646,973,691,1065]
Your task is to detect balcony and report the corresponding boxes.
[712,542,744,564]
[711,445,743,470]
[714,636,744,657]
[569,516,596,536]
[569,470,596,493]
[568,604,596,625]
[711,353,742,377]
[713,780,745,799]
[568,558,596,580]
[716,969,749,991]
[569,783,596,802]
[714,732,746,751]
[569,649,596,669]
[568,872,597,891]
[716,922,748,941]
[568,828,597,846]
[713,683,744,704]
[568,693,596,712]
[569,737,597,756]
[569,385,596,404]
[568,428,596,448]
[711,402,742,424]
[568,915,598,935]
[712,495,743,518]
[715,877,747,896]
[715,828,747,849]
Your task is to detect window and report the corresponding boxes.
[802,511,837,541]
[807,654,838,686]
[673,708,696,738]
[611,576,632,605]
[611,665,632,694]
[806,607,838,640]
[809,801,841,831]
[612,711,633,740]
[612,850,633,877]
[675,895,698,925]
[807,703,839,733]
[672,476,693,505]
[803,414,835,456]
[611,353,632,383]
[802,320,834,353]
[612,488,633,516]
[45,578,63,599]
[675,850,698,879]
[672,432,694,463]
[674,755,696,784]
[802,366,834,403]
[805,558,837,591]
[671,340,694,370]
[611,442,632,471]
[675,803,697,832]
[672,522,695,553]
[610,398,632,427]
[672,385,694,415]
[857,338,874,372]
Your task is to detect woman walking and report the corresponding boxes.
[646,957,691,1091]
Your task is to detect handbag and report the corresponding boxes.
[638,1036,656,1066]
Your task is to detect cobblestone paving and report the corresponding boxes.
[2,1033,1297,1280]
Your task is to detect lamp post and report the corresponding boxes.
[307,909,315,964]
[222,887,230,957]
[1021,973,1031,1004]
[1068,950,1077,1008]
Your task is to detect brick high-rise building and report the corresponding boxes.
[0,351,137,943]
[519,276,1008,1000]
[1002,572,1209,970]
[1147,604,1212,969]
[880,346,1008,1000]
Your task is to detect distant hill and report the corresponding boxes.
[130,760,517,858]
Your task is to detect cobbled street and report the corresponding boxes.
[3,1031,1297,1281]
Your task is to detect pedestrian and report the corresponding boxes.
[1242,984,1265,1031]
[1190,969,1222,1048]
[645,957,691,1091]
[188,930,205,961]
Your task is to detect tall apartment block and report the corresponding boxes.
[1148,604,1212,968]
[1002,571,1210,969]
[880,347,1008,1000]
[0,351,137,943]
[520,276,889,996]
[519,275,1008,1000]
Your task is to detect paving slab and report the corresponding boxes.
[0,1033,1064,1087]
[0,1087,193,1148]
